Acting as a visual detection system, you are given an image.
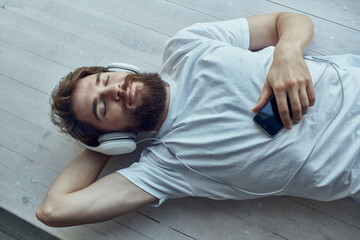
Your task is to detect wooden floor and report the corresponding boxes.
[1,0,360,239]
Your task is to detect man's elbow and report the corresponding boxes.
[284,12,314,34]
[36,205,53,226]
[36,204,59,227]
[36,201,69,227]
[298,13,314,33]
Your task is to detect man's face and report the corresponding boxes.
[72,71,167,133]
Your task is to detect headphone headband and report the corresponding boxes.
[107,63,141,74]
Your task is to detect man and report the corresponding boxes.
[36,12,360,227]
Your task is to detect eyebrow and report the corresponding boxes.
[92,73,102,120]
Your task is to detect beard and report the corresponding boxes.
[120,73,167,132]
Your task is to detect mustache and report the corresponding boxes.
[121,74,131,91]
[119,74,143,113]
[120,74,140,111]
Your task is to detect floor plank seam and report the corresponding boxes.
[168,227,197,240]
[0,156,58,188]
[136,211,160,223]
[286,197,360,230]
[196,199,284,238]
[0,108,77,151]
[74,0,173,38]
[0,108,50,133]
[113,220,154,240]
[266,0,360,32]
[0,103,79,147]
[0,127,76,177]
[0,227,20,240]
[0,37,73,72]
[0,72,50,96]
[164,0,222,21]
[257,232,288,240]
[0,7,160,69]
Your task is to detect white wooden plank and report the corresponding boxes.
[0,108,81,172]
[0,0,166,68]
[270,0,360,30]
[166,0,360,55]
[0,73,56,132]
[0,147,150,240]
[0,208,56,240]
[288,196,360,228]
[114,211,195,240]
[138,198,280,240]
[75,0,216,36]
[201,197,360,240]
[0,39,69,95]
[255,234,285,240]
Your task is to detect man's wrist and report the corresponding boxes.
[276,38,303,54]
[273,42,303,65]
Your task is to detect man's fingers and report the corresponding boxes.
[307,83,316,106]
[288,88,302,123]
[276,92,292,130]
[252,96,268,113]
[252,82,273,112]
[299,88,309,115]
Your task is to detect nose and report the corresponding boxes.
[102,83,122,101]
[113,83,122,101]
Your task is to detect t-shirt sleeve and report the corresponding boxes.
[117,148,196,206]
[163,18,250,61]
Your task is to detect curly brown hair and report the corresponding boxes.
[50,66,109,146]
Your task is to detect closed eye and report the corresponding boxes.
[105,75,109,86]
[102,99,107,117]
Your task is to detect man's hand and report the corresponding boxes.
[252,43,315,129]
[247,12,315,129]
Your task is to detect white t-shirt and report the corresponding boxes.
[118,18,360,206]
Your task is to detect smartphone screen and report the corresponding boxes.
[253,96,291,137]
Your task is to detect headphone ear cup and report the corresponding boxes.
[97,132,137,155]
[79,132,137,155]
[98,138,136,155]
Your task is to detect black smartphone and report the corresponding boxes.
[253,96,292,137]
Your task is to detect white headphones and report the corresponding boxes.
[79,63,141,155]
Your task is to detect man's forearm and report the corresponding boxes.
[37,149,110,218]
[276,12,314,53]
[248,12,313,52]
[36,150,111,225]
[46,149,110,197]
